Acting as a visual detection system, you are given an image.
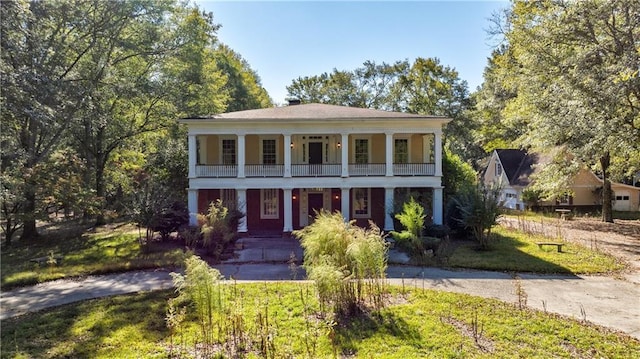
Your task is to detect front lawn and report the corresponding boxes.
[447,226,625,274]
[1,283,638,358]
[1,223,186,289]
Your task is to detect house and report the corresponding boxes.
[180,102,451,235]
[484,149,640,211]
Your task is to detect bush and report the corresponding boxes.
[197,199,244,257]
[293,211,388,317]
[391,197,426,254]
[150,201,189,240]
[451,183,502,249]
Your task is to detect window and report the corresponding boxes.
[394,139,409,163]
[495,162,503,177]
[221,189,236,210]
[353,188,370,218]
[558,193,572,205]
[261,189,279,219]
[355,139,369,164]
[222,139,236,165]
[616,195,630,201]
[262,139,276,165]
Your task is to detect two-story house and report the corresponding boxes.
[180,102,450,235]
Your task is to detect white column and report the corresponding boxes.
[385,132,393,176]
[283,188,293,232]
[434,131,443,177]
[237,188,248,233]
[188,135,197,178]
[284,134,292,177]
[433,187,443,225]
[237,134,245,178]
[384,187,395,231]
[341,188,350,221]
[341,133,349,177]
[188,188,198,226]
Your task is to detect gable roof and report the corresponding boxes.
[495,149,539,187]
[184,103,448,121]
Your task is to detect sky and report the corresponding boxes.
[197,1,509,105]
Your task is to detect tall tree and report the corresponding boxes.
[500,0,640,222]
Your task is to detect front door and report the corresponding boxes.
[309,142,323,175]
[307,193,324,223]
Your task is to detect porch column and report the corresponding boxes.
[188,134,196,178]
[283,188,293,232]
[341,133,349,177]
[432,187,443,225]
[341,188,350,221]
[237,134,245,178]
[385,132,393,176]
[237,188,248,233]
[284,134,292,177]
[188,188,198,226]
[384,187,395,231]
[434,130,443,177]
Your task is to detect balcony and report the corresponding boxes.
[195,163,436,178]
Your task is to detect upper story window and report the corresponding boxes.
[222,139,236,165]
[495,162,503,177]
[262,139,276,165]
[354,139,369,164]
[394,138,409,163]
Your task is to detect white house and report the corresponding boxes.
[180,102,451,235]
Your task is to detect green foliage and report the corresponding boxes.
[520,187,543,209]
[442,149,477,202]
[452,183,502,249]
[194,199,243,257]
[293,211,388,317]
[391,198,426,254]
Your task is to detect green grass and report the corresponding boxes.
[448,226,625,274]
[1,223,187,289]
[2,283,638,358]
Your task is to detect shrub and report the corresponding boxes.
[196,199,244,257]
[293,210,388,317]
[391,197,426,253]
[451,183,502,249]
[150,201,189,240]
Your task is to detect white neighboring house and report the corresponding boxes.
[483,149,536,210]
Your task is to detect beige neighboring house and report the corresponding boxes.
[484,149,640,211]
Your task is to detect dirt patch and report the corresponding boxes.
[500,216,640,272]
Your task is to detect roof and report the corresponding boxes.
[183,103,449,121]
[495,149,539,187]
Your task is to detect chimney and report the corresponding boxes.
[287,98,301,106]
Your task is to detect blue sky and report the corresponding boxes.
[197,1,508,105]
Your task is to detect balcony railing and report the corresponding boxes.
[245,164,284,177]
[349,163,386,176]
[393,163,435,176]
[196,165,237,177]
[291,164,342,177]
[194,163,436,178]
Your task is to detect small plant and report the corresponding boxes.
[452,183,502,249]
[391,197,426,254]
[514,275,528,310]
[195,199,245,258]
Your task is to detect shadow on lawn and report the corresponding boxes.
[447,232,581,276]
[335,310,421,356]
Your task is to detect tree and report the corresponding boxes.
[497,0,640,222]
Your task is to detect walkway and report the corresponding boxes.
[1,235,639,340]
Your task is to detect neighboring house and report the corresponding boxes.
[180,102,451,235]
[484,149,640,211]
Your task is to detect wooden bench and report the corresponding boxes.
[536,242,564,253]
[555,209,572,220]
[29,255,63,266]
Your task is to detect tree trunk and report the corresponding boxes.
[600,152,613,223]
[20,187,39,240]
[94,158,106,226]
